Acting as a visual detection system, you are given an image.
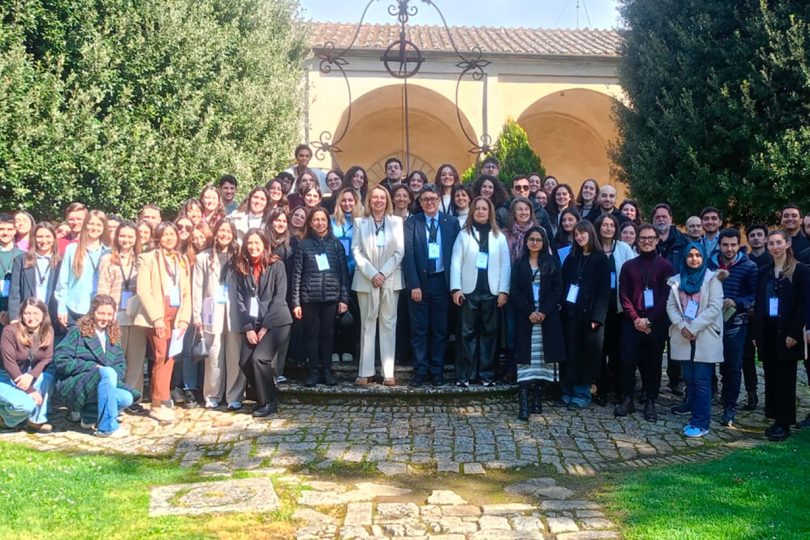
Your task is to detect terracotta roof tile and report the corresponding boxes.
[310,22,620,58]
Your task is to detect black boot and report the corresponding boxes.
[530,383,543,414]
[304,371,319,388]
[614,396,635,417]
[517,384,530,421]
[743,391,758,411]
[322,370,337,386]
[643,399,658,422]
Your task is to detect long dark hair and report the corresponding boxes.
[266,207,290,250]
[234,228,279,276]
[305,207,337,240]
[210,219,239,274]
[472,175,508,208]
[520,226,557,275]
[571,220,601,256]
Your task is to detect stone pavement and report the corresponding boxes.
[1,373,798,539]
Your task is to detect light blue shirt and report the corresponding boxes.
[35,256,51,304]
[56,243,108,316]
[425,213,443,273]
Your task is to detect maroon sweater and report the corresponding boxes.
[619,251,675,324]
[1,324,53,390]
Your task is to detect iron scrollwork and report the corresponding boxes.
[310,0,493,161]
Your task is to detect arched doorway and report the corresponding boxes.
[332,84,478,183]
[518,89,619,195]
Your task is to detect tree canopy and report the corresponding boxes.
[614,0,810,225]
[462,119,544,186]
[0,0,307,220]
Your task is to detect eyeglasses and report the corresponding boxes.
[514,185,530,192]
[527,237,543,243]
[421,197,439,203]
[482,164,497,170]
[638,236,658,242]
[178,224,193,232]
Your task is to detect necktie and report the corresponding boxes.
[427,218,437,273]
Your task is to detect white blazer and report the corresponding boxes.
[192,249,240,334]
[666,270,724,363]
[351,215,405,292]
[450,228,511,296]
[229,211,266,243]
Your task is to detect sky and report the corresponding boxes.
[299,0,622,30]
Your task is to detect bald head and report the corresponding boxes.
[598,185,617,212]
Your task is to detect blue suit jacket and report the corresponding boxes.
[403,212,460,291]
[8,254,60,324]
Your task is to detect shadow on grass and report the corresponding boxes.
[599,430,810,540]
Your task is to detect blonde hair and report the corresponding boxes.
[332,188,363,226]
[363,186,393,217]
[72,210,108,276]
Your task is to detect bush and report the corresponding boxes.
[462,119,544,187]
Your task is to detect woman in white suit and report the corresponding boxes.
[192,220,246,410]
[351,186,404,386]
[450,196,510,387]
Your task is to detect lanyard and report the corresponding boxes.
[374,220,385,236]
[163,252,178,286]
[472,228,487,252]
[440,195,450,214]
[341,222,353,238]
[118,258,135,291]
[35,257,51,287]
[87,249,101,276]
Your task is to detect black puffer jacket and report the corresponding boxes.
[292,234,350,306]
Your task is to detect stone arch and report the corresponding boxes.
[517,88,620,196]
[331,84,478,183]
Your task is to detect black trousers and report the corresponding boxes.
[240,325,289,406]
[596,308,622,394]
[620,318,668,401]
[457,291,499,382]
[741,324,758,393]
[763,358,798,427]
[302,301,337,373]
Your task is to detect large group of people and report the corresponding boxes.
[1,145,809,443]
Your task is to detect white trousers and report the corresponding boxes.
[357,290,399,378]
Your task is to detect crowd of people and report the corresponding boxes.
[1,144,809,443]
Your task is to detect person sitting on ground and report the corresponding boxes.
[54,294,140,438]
[0,298,55,433]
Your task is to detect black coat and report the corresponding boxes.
[235,262,292,333]
[291,234,350,307]
[510,256,566,365]
[753,261,808,363]
[561,250,611,384]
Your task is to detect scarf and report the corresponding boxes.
[509,221,534,262]
[250,255,262,285]
[679,241,708,295]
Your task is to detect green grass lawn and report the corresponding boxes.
[0,442,297,540]
[601,430,810,540]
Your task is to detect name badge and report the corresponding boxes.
[428,243,440,260]
[168,285,181,307]
[475,252,489,270]
[375,231,385,247]
[532,283,540,303]
[249,297,259,318]
[610,272,617,290]
[315,253,330,271]
[216,284,228,304]
[119,290,133,311]
[768,297,779,317]
[1,278,9,298]
[684,299,699,320]
[566,284,580,304]
[643,288,654,309]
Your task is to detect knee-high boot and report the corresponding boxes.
[531,382,543,414]
[518,383,530,421]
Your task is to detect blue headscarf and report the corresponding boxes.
[679,241,708,295]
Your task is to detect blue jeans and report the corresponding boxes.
[0,370,54,427]
[720,323,747,417]
[559,363,592,407]
[683,360,714,430]
[80,367,133,434]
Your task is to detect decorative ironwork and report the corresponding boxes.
[309,0,494,162]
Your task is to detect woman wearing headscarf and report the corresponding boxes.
[666,242,723,438]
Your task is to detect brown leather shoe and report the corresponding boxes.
[354,377,371,386]
[26,421,53,434]
[383,378,396,387]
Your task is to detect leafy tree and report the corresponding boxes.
[614,0,810,225]
[0,0,307,220]
[462,118,545,187]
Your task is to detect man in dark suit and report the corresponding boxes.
[403,185,460,387]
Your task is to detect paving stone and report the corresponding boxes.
[540,500,601,511]
[510,515,546,533]
[534,486,575,499]
[481,503,536,515]
[504,477,556,495]
[463,462,486,475]
[580,518,616,530]
[441,505,481,517]
[555,532,619,540]
[427,490,467,505]
[149,477,279,516]
[345,502,373,527]
[377,461,408,476]
[436,461,460,473]
[376,502,421,523]
[293,508,337,525]
[354,482,412,497]
[478,515,511,530]
[547,516,579,534]
[430,517,479,534]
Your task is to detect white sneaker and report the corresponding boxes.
[275,375,288,384]
[205,399,220,409]
[69,411,81,422]
[80,420,95,430]
[342,353,353,362]
[95,427,129,438]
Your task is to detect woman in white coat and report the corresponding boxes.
[450,196,510,387]
[192,220,246,410]
[351,186,404,386]
[666,242,723,438]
